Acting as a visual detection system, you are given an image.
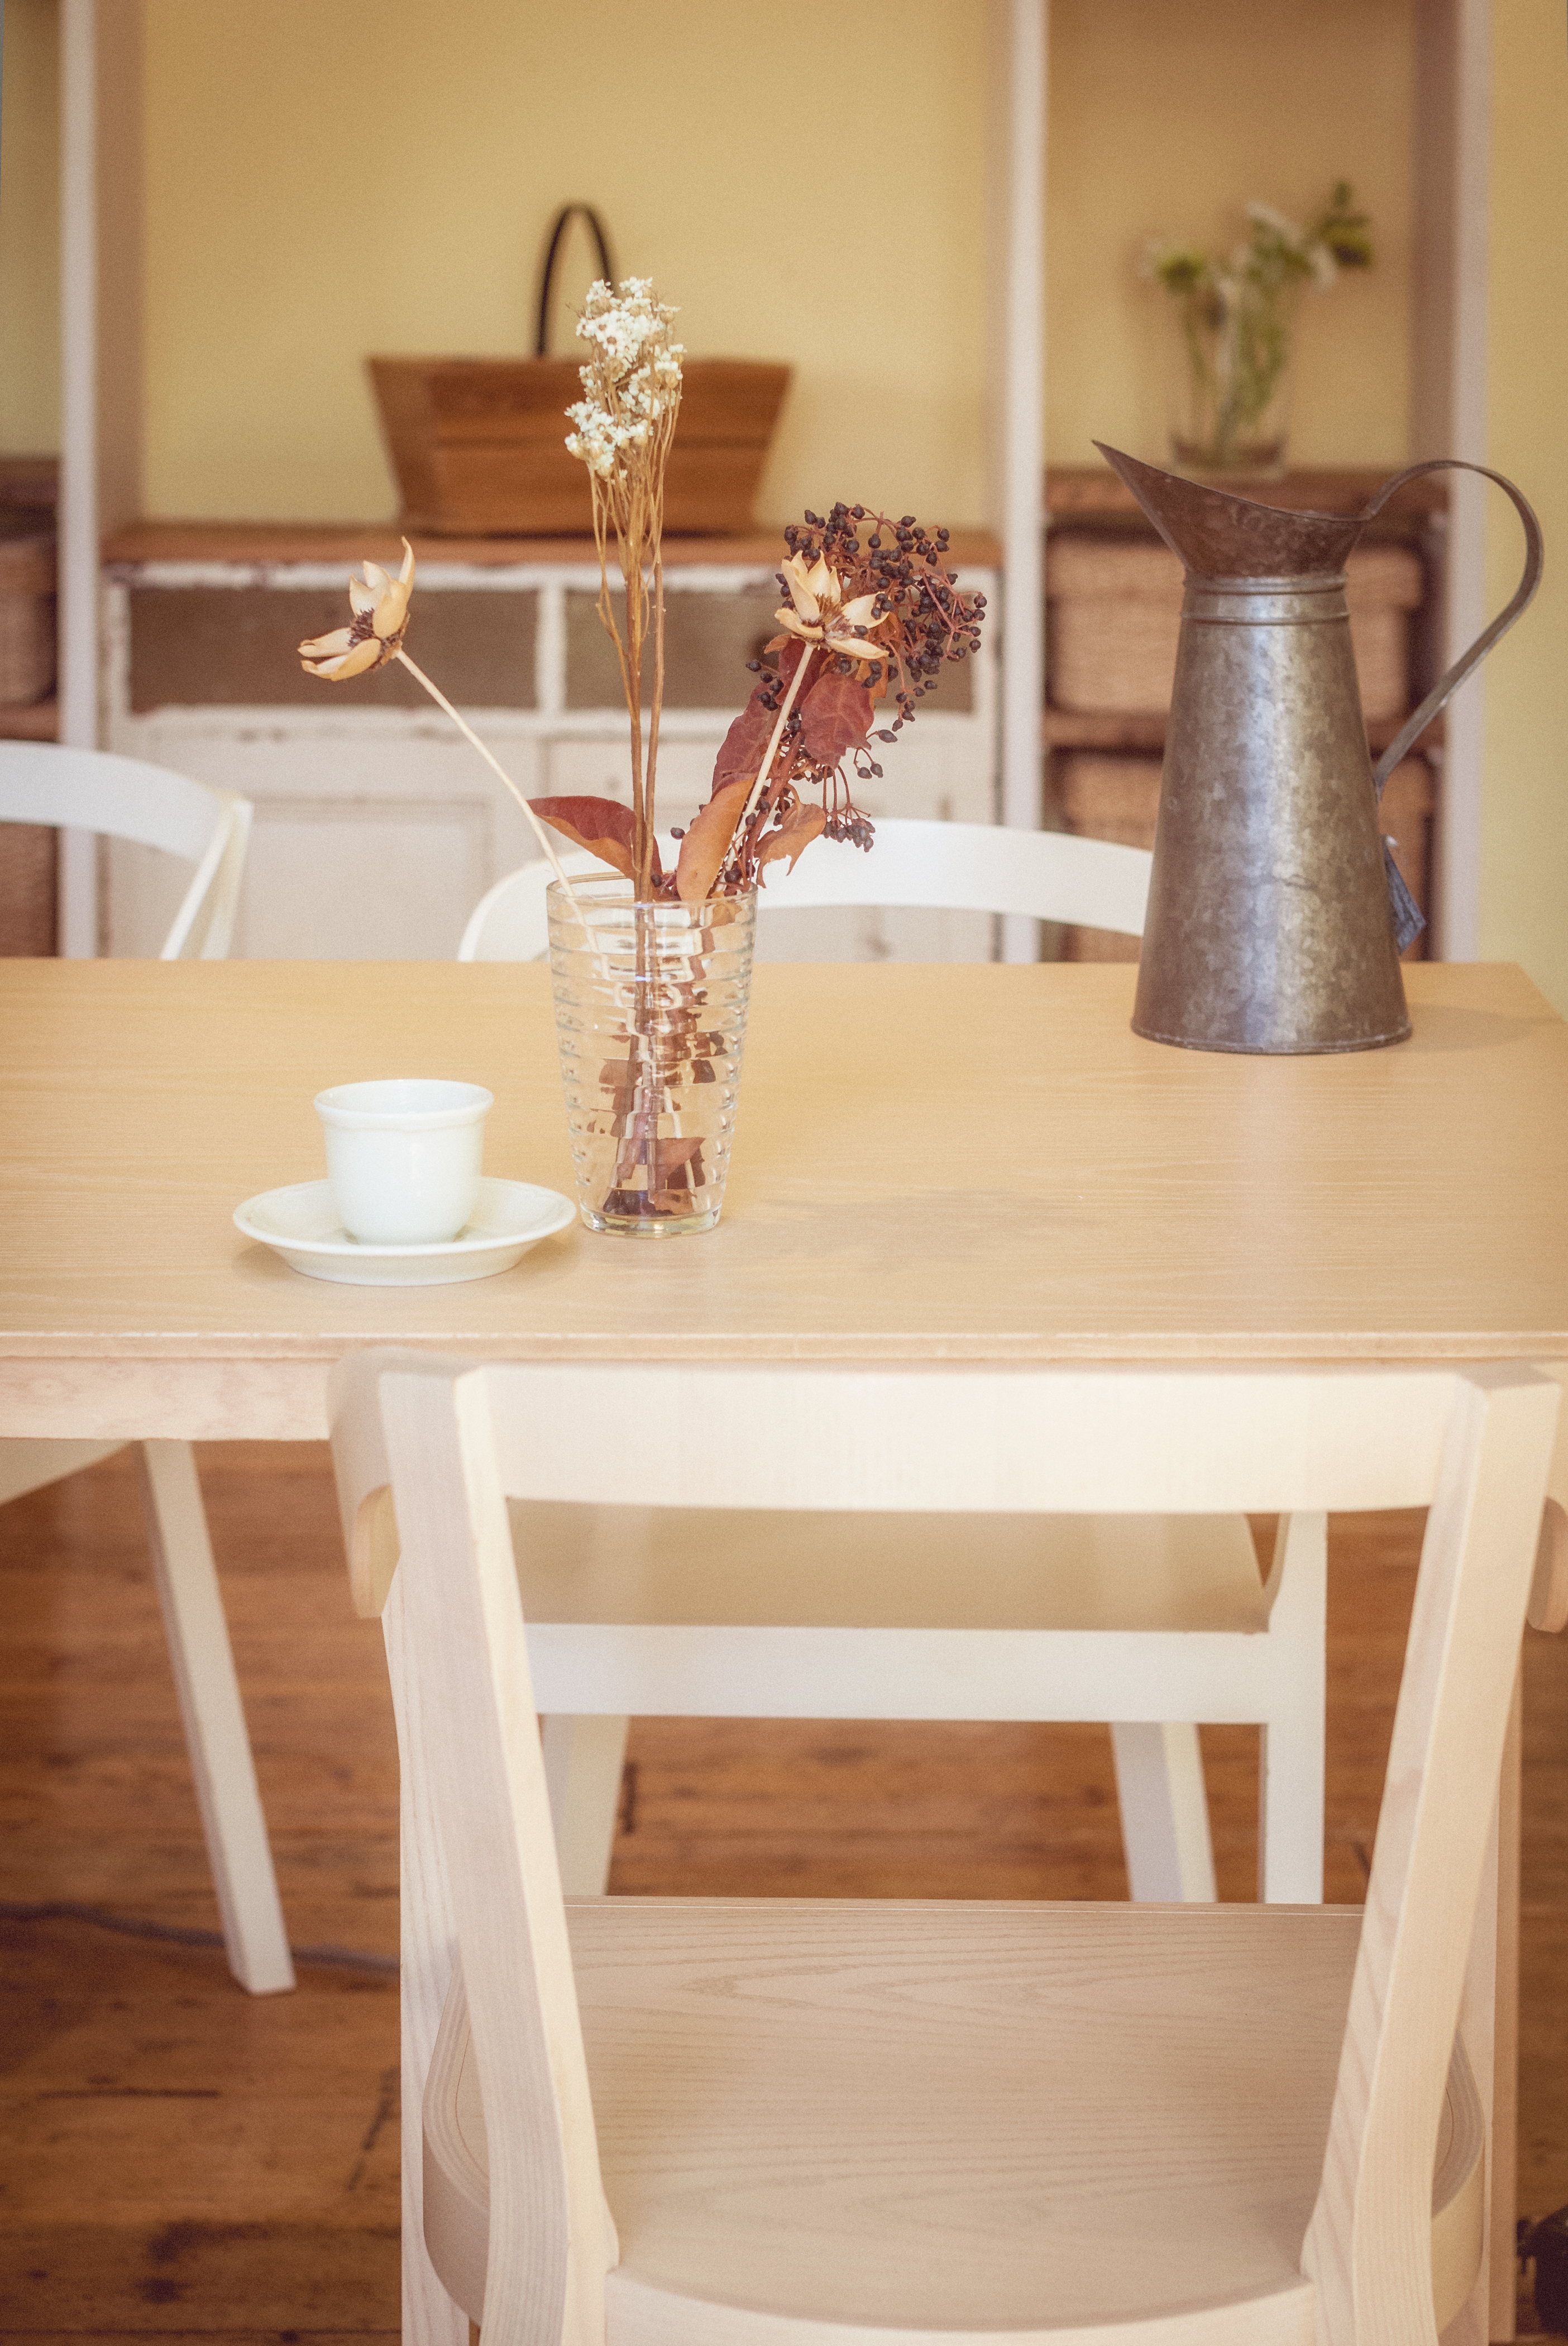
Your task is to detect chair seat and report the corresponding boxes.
[423,1897,1484,2343]
[511,1503,1268,1633]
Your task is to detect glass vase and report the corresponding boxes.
[1165,281,1298,478]
[546,876,756,1237]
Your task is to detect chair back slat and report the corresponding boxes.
[377,1357,613,2343]
[331,1351,1557,2345]
[450,1361,1464,1518]
[457,818,1151,961]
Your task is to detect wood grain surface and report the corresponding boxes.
[3,1448,1565,2340]
[2,961,1567,1448]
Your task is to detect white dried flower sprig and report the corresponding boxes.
[565,278,684,480]
[560,276,685,900]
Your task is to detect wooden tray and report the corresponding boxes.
[369,357,791,536]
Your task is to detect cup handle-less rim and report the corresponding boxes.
[315,1079,493,1132]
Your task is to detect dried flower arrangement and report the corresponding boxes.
[300,276,986,914]
[295,273,986,1237]
[532,277,986,902]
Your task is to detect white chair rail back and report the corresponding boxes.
[457,817,1151,962]
[0,741,252,959]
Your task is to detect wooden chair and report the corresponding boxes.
[458,819,1324,1913]
[331,1351,1558,2346]
[0,743,289,1995]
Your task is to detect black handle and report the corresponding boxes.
[534,206,616,359]
[1360,458,1545,796]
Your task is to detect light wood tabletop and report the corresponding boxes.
[4,951,1562,2346]
[2,956,1567,1442]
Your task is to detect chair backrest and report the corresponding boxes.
[329,1351,1558,2345]
[457,817,1152,961]
[0,741,253,959]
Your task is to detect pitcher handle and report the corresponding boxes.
[1361,458,1543,798]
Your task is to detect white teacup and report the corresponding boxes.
[315,1079,493,1246]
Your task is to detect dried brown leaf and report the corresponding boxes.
[711,694,773,794]
[675,776,752,903]
[757,802,828,878]
[799,670,873,766]
[710,642,809,795]
[529,795,661,885]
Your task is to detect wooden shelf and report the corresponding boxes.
[103,521,1004,571]
[0,698,57,742]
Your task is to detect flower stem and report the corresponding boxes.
[731,645,816,870]
[394,649,576,895]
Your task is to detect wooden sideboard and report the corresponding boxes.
[1042,468,1449,962]
[99,523,1001,964]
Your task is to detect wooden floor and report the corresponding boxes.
[2,1443,1565,2340]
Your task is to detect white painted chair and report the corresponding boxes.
[458,815,1154,960]
[0,743,289,1995]
[458,819,1324,1913]
[332,1350,1557,2346]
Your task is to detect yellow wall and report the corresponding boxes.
[139,0,989,526]
[4,1,1564,1004]
[1046,0,1414,469]
[8,0,1421,509]
[134,0,1415,519]
[1478,0,1568,1008]
[0,0,60,452]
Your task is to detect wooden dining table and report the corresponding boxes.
[4,952,1567,2346]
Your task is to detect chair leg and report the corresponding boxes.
[1258,1510,1327,1902]
[1110,1720,1218,1901]
[136,1441,295,1994]
[541,1715,629,1895]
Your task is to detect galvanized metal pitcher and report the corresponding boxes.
[1094,444,1543,1055]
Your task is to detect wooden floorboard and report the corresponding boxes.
[1,1443,1564,2337]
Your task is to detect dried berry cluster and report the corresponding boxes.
[780,503,984,728]
[689,503,986,893]
[525,500,984,903]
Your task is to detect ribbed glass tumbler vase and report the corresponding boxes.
[547,877,756,1237]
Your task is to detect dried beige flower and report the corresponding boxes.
[299,540,416,680]
[774,552,885,663]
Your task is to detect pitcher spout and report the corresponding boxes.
[1093,441,1365,579]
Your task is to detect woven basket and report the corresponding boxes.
[0,524,56,705]
[1046,536,1422,723]
[370,355,791,536]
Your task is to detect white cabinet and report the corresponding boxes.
[103,549,999,964]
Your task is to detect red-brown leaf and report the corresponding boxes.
[529,796,663,885]
[710,641,810,793]
[675,776,752,903]
[756,802,828,878]
[799,670,873,766]
[710,694,773,794]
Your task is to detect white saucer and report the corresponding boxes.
[233,1176,576,1286]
